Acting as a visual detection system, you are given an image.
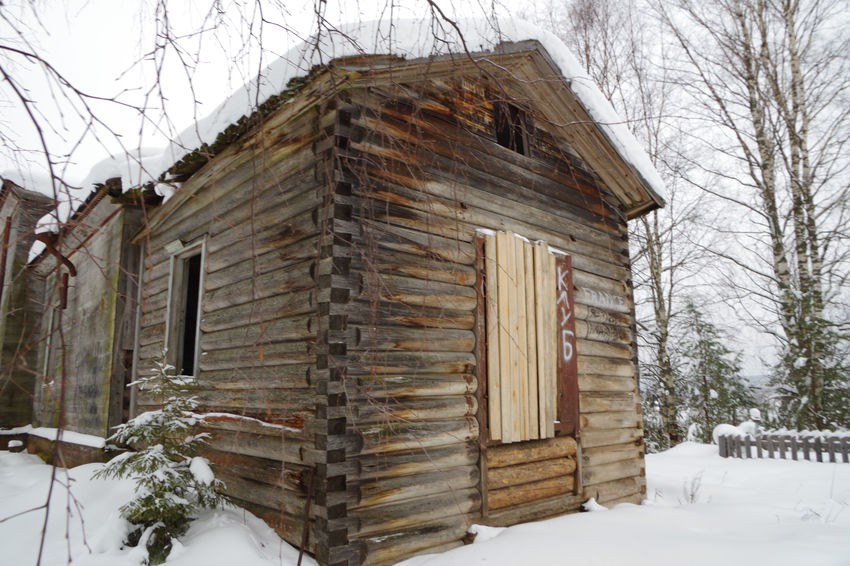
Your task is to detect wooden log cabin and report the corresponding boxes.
[6,27,664,566]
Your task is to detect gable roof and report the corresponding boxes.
[77,18,667,224]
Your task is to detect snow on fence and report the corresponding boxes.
[718,433,850,463]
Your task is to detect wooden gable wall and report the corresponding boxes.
[328,71,645,564]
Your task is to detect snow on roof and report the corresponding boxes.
[70,17,667,211]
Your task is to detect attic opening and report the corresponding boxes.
[494,102,528,155]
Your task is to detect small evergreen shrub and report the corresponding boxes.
[94,359,225,564]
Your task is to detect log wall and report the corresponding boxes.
[335,73,646,564]
[32,195,139,437]
[135,96,333,555]
[0,186,53,427]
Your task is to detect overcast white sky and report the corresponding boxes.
[3,1,496,193]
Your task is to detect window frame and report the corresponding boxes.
[165,238,206,377]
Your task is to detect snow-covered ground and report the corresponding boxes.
[1,443,848,565]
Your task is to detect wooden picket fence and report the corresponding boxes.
[718,432,850,463]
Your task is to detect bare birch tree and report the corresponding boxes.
[529,0,718,448]
[658,0,850,429]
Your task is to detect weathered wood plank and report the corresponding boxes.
[357,272,477,311]
[354,465,479,509]
[515,235,533,440]
[580,411,640,431]
[353,395,477,424]
[581,428,643,449]
[358,418,478,455]
[535,241,556,439]
[578,374,637,393]
[483,493,583,527]
[582,443,643,467]
[362,520,468,566]
[486,436,578,468]
[484,234,502,441]
[586,477,644,505]
[488,458,576,489]
[579,391,638,413]
[347,351,476,375]
[200,288,317,333]
[582,458,643,486]
[353,488,481,538]
[487,475,575,510]
[349,325,475,353]
[351,374,477,400]
[354,442,479,481]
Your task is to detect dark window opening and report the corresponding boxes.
[0,216,12,307]
[174,251,202,376]
[495,102,528,155]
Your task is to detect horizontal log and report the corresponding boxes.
[354,465,480,509]
[205,178,321,248]
[199,414,310,436]
[206,228,321,290]
[487,457,576,490]
[486,436,577,468]
[579,391,638,413]
[348,351,476,375]
[351,373,477,400]
[582,457,643,486]
[580,411,640,431]
[585,476,644,506]
[197,340,316,371]
[577,356,635,378]
[575,304,632,328]
[575,339,633,360]
[353,395,478,424]
[575,320,632,345]
[354,441,479,481]
[345,299,475,330]
[358,218,476,265]
[203,258,316,312]
[192,387,319,411]
[359,195,474,244]
[483,493,584,527]
[580,428,643,449]
[578,374,636,393]
[350,246,477,287]
[362,520,468,566]
[207,428,321,465]
[203,447,302,490]
[201,288,317,333]
[199,363,314,390]
[349,325,475,353]
[581,443,643,468]
[200,315,315,350]
[358,418,479,455]
[353,487,480,538]
[357,272,477,311]
[487,475,574,510]
[357,134,624,250]
[575,287,632,315]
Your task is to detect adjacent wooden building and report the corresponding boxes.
[5,36,663,565]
